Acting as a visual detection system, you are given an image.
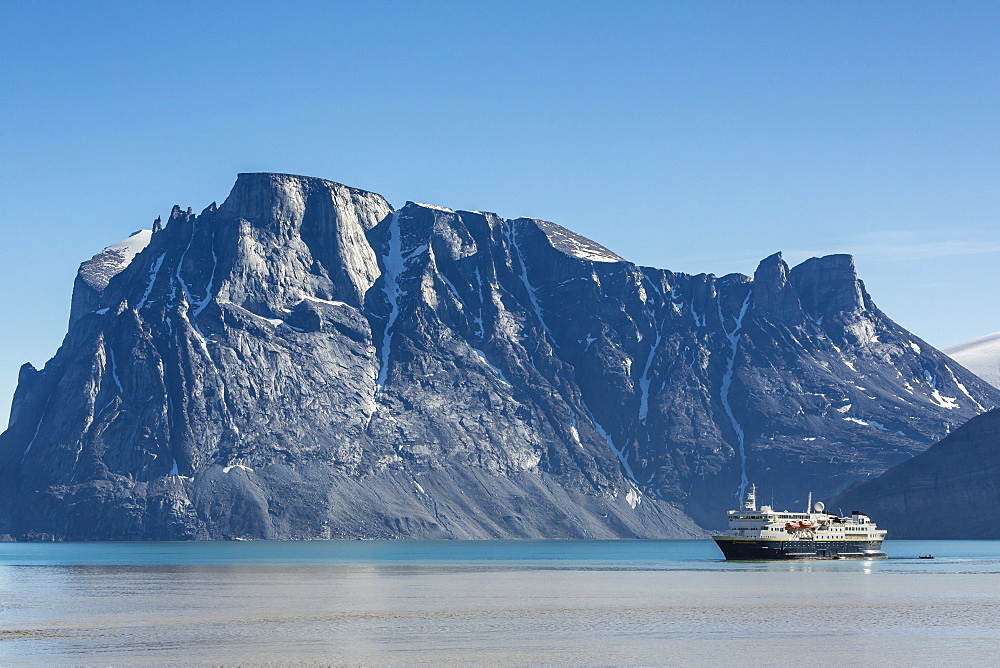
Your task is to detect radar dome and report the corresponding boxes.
[814,501,825,512]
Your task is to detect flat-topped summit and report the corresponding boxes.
[219,172,393,232]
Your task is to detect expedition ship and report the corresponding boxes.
[713,485,887,560]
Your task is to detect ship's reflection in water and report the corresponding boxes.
[0,539,997,665]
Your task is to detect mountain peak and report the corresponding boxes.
[752,252,804,324]
[519,218,626,264]
[789,253,866,320]
[219,173,392,231]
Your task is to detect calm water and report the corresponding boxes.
[1,540,998,665]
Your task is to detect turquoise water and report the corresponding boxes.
[2,540,998,665]
[1,538,994,567]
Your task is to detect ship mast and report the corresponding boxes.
[744,483,757,511]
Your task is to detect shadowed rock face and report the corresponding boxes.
[0,173,996,540]
[829,408,1000,538]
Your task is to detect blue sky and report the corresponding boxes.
[2,1,998,425]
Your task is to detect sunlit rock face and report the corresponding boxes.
[0,173,996,540]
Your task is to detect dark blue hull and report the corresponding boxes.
[714,537,886,560]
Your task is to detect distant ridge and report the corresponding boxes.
[945,332,1000,388]
[830,407,1000,538]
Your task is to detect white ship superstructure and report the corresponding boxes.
[713,485,888,560]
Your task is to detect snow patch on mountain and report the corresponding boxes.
[638,318,664,422]
[625,485,641,509]
[136,253,166,310]
[507,222,557,347]
[301,295,353,309]
[469,346,511,386]
[843,416,904,435]
[719,293,752,503]
[531,219,625,263]
[192,231,218,317]
[568,411,582,447]
[929,389,959,410]
[376,213,404,394]
[79,229,152,292]
[944,364,985,411]
[410,202,454,213]
[582,401,640,492]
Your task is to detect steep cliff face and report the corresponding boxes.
[829,408,1000,538]
[0,173,996,540]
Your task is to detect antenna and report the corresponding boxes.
[806,491,812,514]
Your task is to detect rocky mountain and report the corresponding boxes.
[829,408,1000,538]
[945,332,1000,388]
[1,172,997,540]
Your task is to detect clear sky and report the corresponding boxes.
[2,1,998,426]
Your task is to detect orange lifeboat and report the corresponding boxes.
[785,521,814,531]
